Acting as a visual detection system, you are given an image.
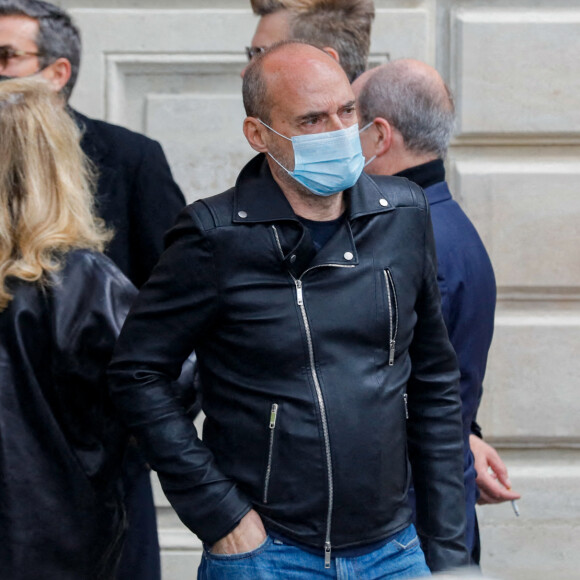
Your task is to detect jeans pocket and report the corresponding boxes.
[391,524,420,551]
[204,535,272,561]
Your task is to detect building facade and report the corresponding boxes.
[58,1,580,578]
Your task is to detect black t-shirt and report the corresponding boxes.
[297,214,345,252]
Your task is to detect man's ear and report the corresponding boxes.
[40,57,72,93]
[370,117,393,158]
[322,46,340,64]
[243,117,269,153]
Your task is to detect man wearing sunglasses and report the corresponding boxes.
[0,2,187,579]
[242,0,375,81]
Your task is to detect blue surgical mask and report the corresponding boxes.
[259,121,365,196]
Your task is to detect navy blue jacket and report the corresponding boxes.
[397,160,496,556]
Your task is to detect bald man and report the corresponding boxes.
[109,43,469,578]
[353,59,521,564]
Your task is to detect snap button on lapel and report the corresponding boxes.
[379,199,389,207]
[344,252,354,261]
[238,210,248,218]
[290,255,297,264]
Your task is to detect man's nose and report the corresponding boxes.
[328,114,345,131]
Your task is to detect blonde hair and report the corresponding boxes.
[0,77,111,311]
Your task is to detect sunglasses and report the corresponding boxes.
[245,46,268,61]
[0,46,44,69]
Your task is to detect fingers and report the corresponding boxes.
[476,486,494,505]
[210,509,267,554]
[470,435,521,505]
[476,470,521,504]
[483,444,511,489]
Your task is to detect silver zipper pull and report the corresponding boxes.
[389,340,396,366]
[295,279,304,306]
[403,393,409,419]
[324,542,332,569]
[269,404,278,429]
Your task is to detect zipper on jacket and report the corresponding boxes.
[384,269,399,366]
[403,393,409,420]
[291,274,335,567]
[272,225,354,568]
[295,280,304,306]
[263,403,279,504]
[297,287,334,568]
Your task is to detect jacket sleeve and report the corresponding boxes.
[49,252,138,479]
[405,198,470,571]
[433,208,496,444]
[107,206,252,544]
[129,139,186,287]
[52,253,136,345]
[441,268,493,441]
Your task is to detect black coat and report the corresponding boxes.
[108,155,469,572]
[0,251,136,580]
[74,111,186,287]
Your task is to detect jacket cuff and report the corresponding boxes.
[471,420,483,439]
[161,478,253,545]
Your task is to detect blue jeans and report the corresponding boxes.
[198,524,431,579]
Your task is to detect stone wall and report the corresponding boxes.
[57,1,580,578]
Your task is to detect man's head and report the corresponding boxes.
[352,59,455,175]
[245,0,375,82]
[0,0,80,99]
[243,41,358,197]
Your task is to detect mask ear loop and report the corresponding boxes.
[258,120,294,173]
[259,119,291,141]
[359,121,377,168]
[359,120,374,134]
[266,150,292,174]
[364,155,376,168]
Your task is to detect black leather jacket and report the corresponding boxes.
[0,251,136,579]
[108,155,469,571]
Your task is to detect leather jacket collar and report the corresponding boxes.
[231,154,395,277]
[232,154,395,225]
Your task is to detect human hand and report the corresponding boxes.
[470,434,521,505]
[210,509,267,555]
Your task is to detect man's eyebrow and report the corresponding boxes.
[294,101,357,124]
[295,110,328,124]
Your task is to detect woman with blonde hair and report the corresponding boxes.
[0,77,136,579]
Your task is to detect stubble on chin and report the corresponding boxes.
[266,143,309,197]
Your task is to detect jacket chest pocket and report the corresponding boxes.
[263,403,279,504]
[383,269,399,366]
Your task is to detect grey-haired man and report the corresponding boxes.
[353,59,521,565]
